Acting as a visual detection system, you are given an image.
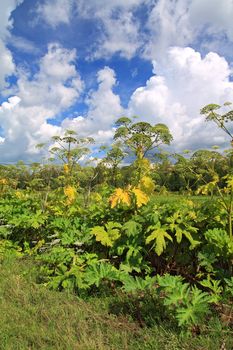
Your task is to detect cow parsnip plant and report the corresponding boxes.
[1,115,233,336]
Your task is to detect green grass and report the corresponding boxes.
[151,193,213,204]
[0,255,232,350]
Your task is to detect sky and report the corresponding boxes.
[0,0,233,163]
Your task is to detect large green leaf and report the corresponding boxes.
[146,224,172,256]
[91,221,121,247]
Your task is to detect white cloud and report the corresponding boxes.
[0,41,15,88]
[0,62,123,162]
[61,66,123,144]
[144,0,233,60]
[16,43,83,110]
[36,0,74,28]
[76,0,144,14]
[77,0,146,59]
[86,66,123,125]
[0,43,83,162]
[128,47,233,150]
[0,0,24,89]
[34,0,233,61]
[0,95,21,110]
[0,0,23,37]
[89,10,142,59]
[8,35,39,55]
[2,0,233,163]
[144,0,192,59]
[36,0,145,59]
[189,0,233,40]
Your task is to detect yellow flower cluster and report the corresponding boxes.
[64,164,69,174]
[139,176,155,194]
[0,178,8,185]
[15,191,24,199]
[64,185,76,204]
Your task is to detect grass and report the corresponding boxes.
[0,255,232,350]
[151,193,215,204]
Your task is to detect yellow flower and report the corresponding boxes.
[64,185,76,204]
[139,176,155,194]
[64,164,69,174]
[15,191,24,199]
[0,178,8,185]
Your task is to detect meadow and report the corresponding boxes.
[0,110,233,349]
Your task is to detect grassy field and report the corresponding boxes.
[151,193,216,204]
[0,255,232,350]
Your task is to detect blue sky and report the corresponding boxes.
[0,0,233,163]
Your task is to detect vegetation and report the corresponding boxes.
[0,106,233,348]
[0,256,231,350]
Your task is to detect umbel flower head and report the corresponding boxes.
[64,185,76,204]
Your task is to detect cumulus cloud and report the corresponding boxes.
[0,0,24,89]
[144,0,233,60]
[16,43,83,110]
[0,43,83,162]
[0,62,124,162]
[128,47,233,150]
[86,66,123,125]
[2,45,233,162]
[62,66,123,145]
[1,0,233,163]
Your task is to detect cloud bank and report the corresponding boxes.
[0,0,233,162]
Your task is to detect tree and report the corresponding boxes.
[152,150,174,191]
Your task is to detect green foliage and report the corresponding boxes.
[120,275,157,293]
[122,220,141,236]
[146,223,173,256]
[224,277,233,298]
[175,286,211,328]
[1,119,233,336]
[0,239,22,261]
[10,209,47,229]
[84,262,120,287]
[199,276,223,303]
[204,228,233,258]
[2,258,232,350]
[156,274,212,329]
[91,221,122,247]
[166,209,200,248]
